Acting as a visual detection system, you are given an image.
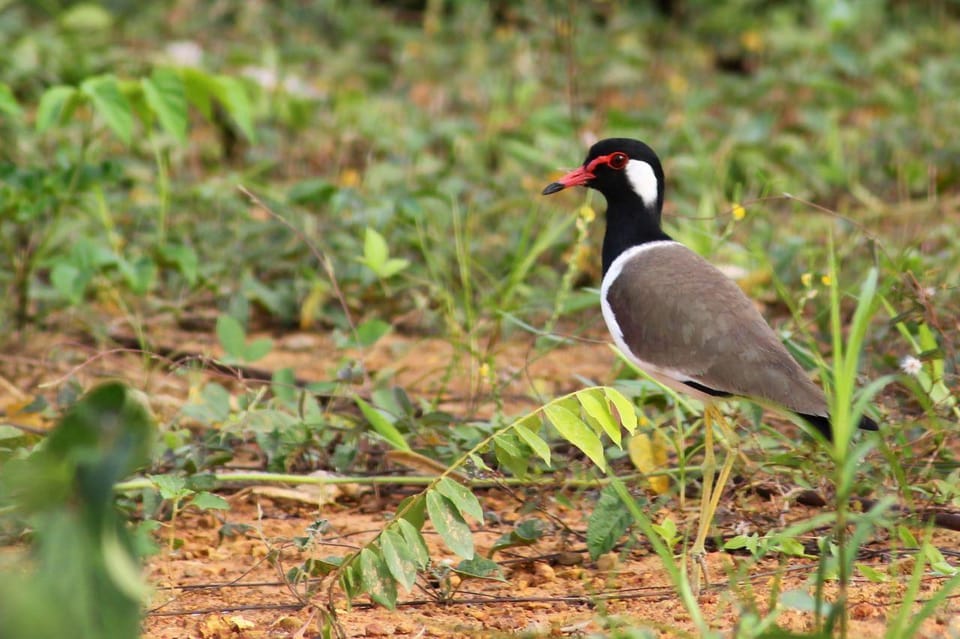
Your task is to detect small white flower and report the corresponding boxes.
[165,40,203,67]
[924,287,936,299]
[900,355,923,376]
[242,66,278,90]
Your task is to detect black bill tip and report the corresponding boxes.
[541,182,565,196]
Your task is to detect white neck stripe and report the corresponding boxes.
[625,159,659,208]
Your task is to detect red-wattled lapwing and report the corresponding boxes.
[542,138,878,593]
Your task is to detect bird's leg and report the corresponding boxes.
[710,412,739,524]
[689,404,738,597]
[689,405,716,597]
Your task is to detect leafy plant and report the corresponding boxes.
[0,383,154,639]
[216,314,273,364]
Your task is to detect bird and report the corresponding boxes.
[542,137,878,593]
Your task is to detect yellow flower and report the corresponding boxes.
[821,274,832,286]
[667,72,689,96]
[740,30,764,52]
[578,205,596,223]
[338,168,361,188]
[801,273,813,288]
[732,204,746,221]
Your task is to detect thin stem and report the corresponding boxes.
[114,466,701,494]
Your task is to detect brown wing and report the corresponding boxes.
[604,243,828,417]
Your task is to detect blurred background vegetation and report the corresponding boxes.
[0,0,957,339]
[0,0,958,636]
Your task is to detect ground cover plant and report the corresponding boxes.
[0,1,958,637]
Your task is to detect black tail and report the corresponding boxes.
[798,413,879,442]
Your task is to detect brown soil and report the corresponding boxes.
[3,319,959,638]
[140,491,960,639]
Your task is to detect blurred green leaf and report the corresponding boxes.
[141,68,188,143]
[213,75,256,141]
[216,315,247,360]
[59,3,114,31]
[360,227,409,279]
[158,243,198,285]
[36,86,78,133]
[190,491,230,511]
[0,83,21,117]
[81,75,134,144]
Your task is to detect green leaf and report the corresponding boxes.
[434,477,483,523]
[379,528,418,592]
[159,243,198,285]
[544,404,606,472]
[271,368,298,404]
[492,432,528,478]
[426,491,474,559]
[213,75,256,141]
[379,258,410,278]
[50,263,87,305]
[101,527,149,601]
[578,388,621,446]
[295,556,342,580]
[151,474,189,500]
[36,86,79,133]
[586,485,633,559]
[363,227,389,272]
[396,518,430,569]
[897,525,919,548]
[60,3,114,30]
[397,494,427,530]
[776,537,808,558]
[514,416,550,466]
[340,557,364,601]
[216,315,247,360]
[190,491,230,511]
[779,589,820,613]
[724,534,759,554]
[244,338,273,363]
[0,83,21,118]
[489,519,545,557]
[141,68,188,143]
[651,516,680,547]
[81,75,134,144]
[604,388,638,433]
[358,547,397,609]
[857,562,889,583]
[117,255,156,295]
[453,557,505,581]
[360,227,409,279]
[352,319,391,347]
[355,397,411,451]
[181,67,214,120]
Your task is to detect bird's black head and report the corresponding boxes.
[542,138,665,217]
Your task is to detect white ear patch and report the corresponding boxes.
[625,159,659,208]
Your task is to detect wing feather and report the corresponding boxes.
[602,243,828,417]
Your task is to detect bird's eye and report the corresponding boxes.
[608,152,628,170]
